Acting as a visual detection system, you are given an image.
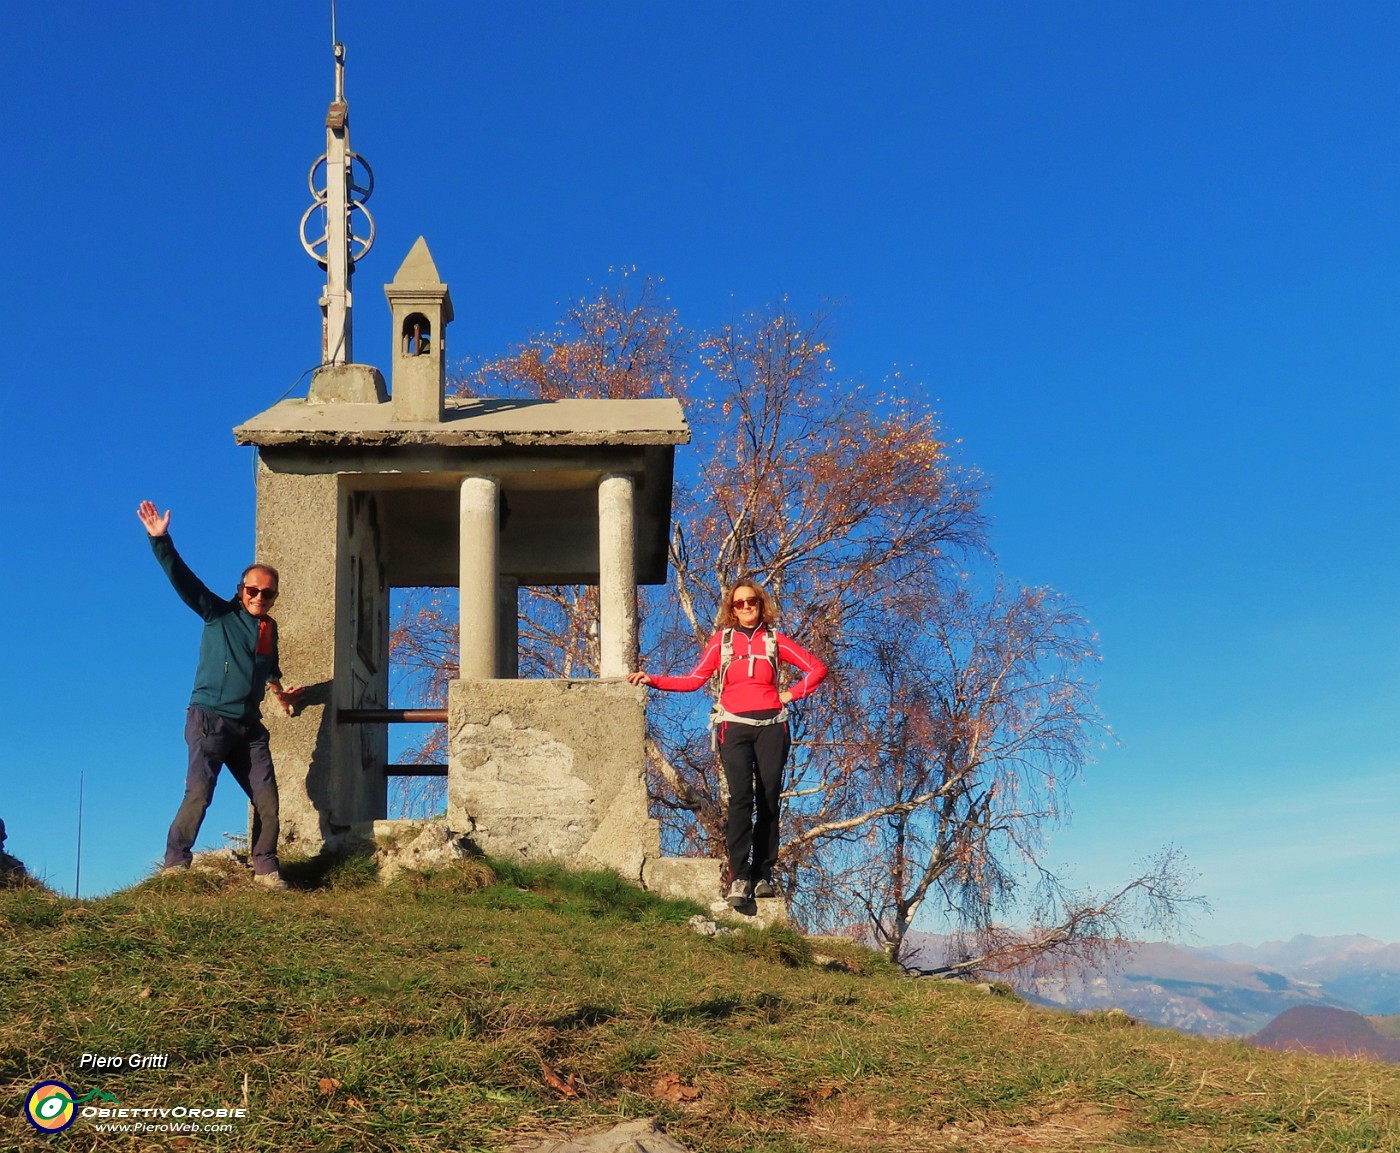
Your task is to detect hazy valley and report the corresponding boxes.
[907,932,1400,1058]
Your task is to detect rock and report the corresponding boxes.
[686,915,737,938]
[0,820,40,890]
[706,896,790,930]
[511,1117,691,1152]
[0,850,32,889]
[191,848,247,874]
[372,820,474,883]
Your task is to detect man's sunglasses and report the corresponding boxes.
[241,585,278,601]
[732,597,760,610]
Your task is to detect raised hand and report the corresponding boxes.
[136,500,171,537]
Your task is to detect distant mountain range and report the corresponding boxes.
[902,932,1400,1044]
[1190,935,1400,1017]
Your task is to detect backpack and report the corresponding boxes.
[718,626,779,686]
[709,627,787,749]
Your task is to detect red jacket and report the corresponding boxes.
[649,626,827,715]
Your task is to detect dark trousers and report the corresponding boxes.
[165,706,280,875]
[718,720,790,883]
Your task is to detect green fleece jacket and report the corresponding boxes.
[150,535,281,721]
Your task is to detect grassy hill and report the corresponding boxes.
[1250,1006,1400,1063]
[5,859,1400,1152]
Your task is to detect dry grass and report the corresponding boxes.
[3,865,1398,1151]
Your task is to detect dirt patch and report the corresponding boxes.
[795,1100,1129,1151]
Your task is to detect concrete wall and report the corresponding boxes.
[447,679,661,881]
[254,463,389,853]
[254,462,339,854]
[336,486,389,823]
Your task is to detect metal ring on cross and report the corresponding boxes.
[306,152,375,203]
[299,198,377,266]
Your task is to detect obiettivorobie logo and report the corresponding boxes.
[23,1080,248,1134]
[23,1082,119,1133]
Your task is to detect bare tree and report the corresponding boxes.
[461,272,690,402]
[899,847,1208,981]
[792,579,1106,961]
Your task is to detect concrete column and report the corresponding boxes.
[496,577,520,679]
[598,474,637,678]
[460,476,499,679]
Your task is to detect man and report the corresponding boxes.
[138,501,303,889]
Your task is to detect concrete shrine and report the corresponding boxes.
[235,243,687,881]
[229,42,731,904]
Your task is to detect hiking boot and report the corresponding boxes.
[752,878,776,898]
[160,864,188,876]
[726,879,751,908]
[252,871,288,891]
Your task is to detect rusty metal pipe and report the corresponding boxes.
[386,763,448,777]
[337,708,447,724]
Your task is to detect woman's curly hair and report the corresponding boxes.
[717,576,778,629]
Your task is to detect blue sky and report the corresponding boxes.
[2,3,1396,946]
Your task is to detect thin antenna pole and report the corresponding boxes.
[298,0,374,365]
[74,770,84,898]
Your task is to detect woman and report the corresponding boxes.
[628,578,827,906]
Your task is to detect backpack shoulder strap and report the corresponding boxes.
[716,627,779,691]
[715,628,735,698]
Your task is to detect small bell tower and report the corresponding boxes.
[385,236,453,422]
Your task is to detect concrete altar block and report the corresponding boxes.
[447,678,661,880]
[641,856,723,905]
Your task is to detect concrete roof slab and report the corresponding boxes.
[234,396,690,450]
